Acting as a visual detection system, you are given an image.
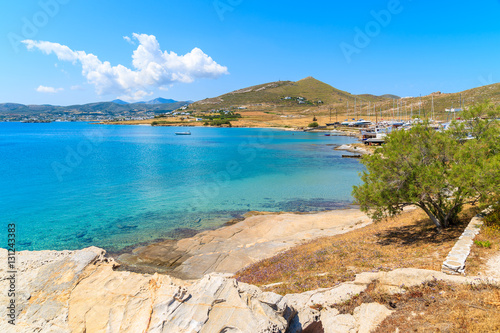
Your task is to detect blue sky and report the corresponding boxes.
[1,0,499,105]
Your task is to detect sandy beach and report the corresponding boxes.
[116,208,372,279]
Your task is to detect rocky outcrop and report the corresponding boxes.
[0,246,107,332]
[335,144,372,156]
[117,209,372,279]
[285,268,500,333]
[0,247,294,333]
[2,247,499,333]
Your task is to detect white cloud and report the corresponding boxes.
[23,34,229,100]
[36,85,64,93]
[123,36,135,45]
[70,85,84,91]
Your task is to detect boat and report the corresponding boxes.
[175,131,191,135]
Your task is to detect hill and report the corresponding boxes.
[184,78,500,127]
[146,98,179,105]
[379,94,401,99]
[112,99,129,105]
[0,99,192,120]
[190,77,500,119]
[191,77,393,111]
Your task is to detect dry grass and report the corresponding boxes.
[466,211,500,276]
[370,280,500,332]
[234,207,477,295]
[321,280,500,332]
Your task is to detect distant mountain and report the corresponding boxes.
[146,98,178,104]
[112,99,129,105]
[0,99,192,117]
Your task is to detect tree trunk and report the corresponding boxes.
[419,202,443,230]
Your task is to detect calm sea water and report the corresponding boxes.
[0,122,363,251]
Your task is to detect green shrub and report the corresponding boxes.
[484,206,500,231]
[474,240,492,248]
[210,119,232,127]
[308,122,319,128]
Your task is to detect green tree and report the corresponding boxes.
[308,122,319,128]
[353,103,500,230]
[450,101,500,211]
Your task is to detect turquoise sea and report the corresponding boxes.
[0,122,363,252]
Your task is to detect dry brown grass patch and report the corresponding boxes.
[372,281,500,332]
[234,207,477,295]
[466,211,500,276]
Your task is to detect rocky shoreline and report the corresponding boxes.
[2,245,498,333]
[4,208,498,332]
[115,208,373,279]
[334,144,373,156]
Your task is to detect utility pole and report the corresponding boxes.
[419,95,422,119]
[354,98,356,120]
[405,100,407,122]
[460,93,463,118]
[392,99,395,120]
[431,95,434,121]
[398,100,400,121]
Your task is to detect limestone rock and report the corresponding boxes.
[1,247,294,333]
[0,247,105,333]
[353,303,393,333]
[322,311,357,333]
[286,283,366,312]
[353,268,484,294]
[117,209,372,279]
[147,274,293,333]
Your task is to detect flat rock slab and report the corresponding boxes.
[117,209,372,279]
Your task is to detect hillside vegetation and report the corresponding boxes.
[192,77,391,111]
[187,77,500,127]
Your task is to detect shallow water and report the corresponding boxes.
[0,122,363,251]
